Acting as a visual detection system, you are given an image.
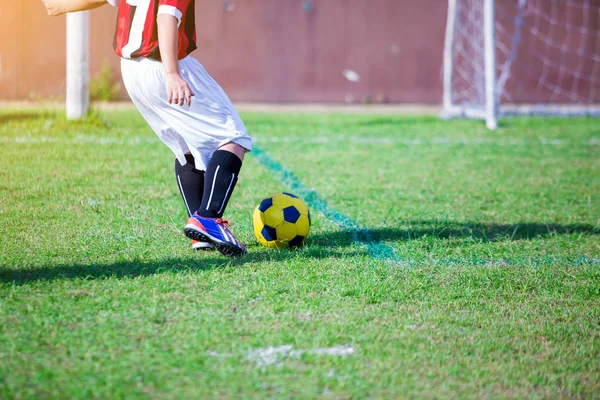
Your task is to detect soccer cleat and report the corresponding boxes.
[184,212,246,257]
[192,239,214,250]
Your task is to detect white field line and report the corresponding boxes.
[2,134,598,147]
[0,101,442,115]
[207,345,355,367]
[0,134,156,145]
[252,135,600,146]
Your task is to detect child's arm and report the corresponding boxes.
[41,0,112,16]
[157,14,194,107]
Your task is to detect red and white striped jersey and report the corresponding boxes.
[108,0,197,60]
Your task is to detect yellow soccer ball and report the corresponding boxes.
[253,192,311,248]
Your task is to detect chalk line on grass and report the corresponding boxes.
[0,134,156,146]
[251,145,404,265]
[252,135,599,147]
[3,134,599,147]
[207,345,355,368]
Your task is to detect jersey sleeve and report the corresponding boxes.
[106,0,119,6]
[158,0,192,27]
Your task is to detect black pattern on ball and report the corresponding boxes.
[261,225,277,241]
[258,197,273,212]
[289,235,305,247]
[283,206,301,224]
[283,192,299,199]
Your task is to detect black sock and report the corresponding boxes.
[175,154,204,218]
[198,150,242,218]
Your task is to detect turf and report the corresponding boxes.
[0,109,598,399]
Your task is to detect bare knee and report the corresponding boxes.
[217,142,247,162]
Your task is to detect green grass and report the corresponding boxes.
[0,109,598,399]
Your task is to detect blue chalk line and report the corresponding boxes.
[251,145,404,265]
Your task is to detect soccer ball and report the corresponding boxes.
[253,192,311,248]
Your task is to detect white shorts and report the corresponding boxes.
[120,56,252,171]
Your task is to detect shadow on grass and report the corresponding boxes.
[355,116,439,127]
[0,112,48,126]
[0,245,362,285]
[308,220,598,247]
[1,220,596,285]
[0,110,108,129]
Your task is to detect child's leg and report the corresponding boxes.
[175,153,215,250]
[197,143,245,218]
[120,56,251,256]
[184,142,248,257]
[175,153,204,217]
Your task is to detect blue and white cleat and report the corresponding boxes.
[184,212,246,257]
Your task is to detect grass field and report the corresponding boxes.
[0,108,599,399]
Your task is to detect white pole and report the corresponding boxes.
[442,0,458,117]
[66,11,89,120]
[483,0,498,129]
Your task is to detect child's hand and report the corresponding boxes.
[41,0,67,16]
[165,73,195,107]
[41,0,109,16]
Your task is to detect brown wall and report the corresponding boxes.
[0,0,447,103]
[193,0,446,103]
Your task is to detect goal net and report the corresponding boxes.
[443,0,600,129]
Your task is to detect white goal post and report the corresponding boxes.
[66,11,90,120]
[442,0,600,129]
